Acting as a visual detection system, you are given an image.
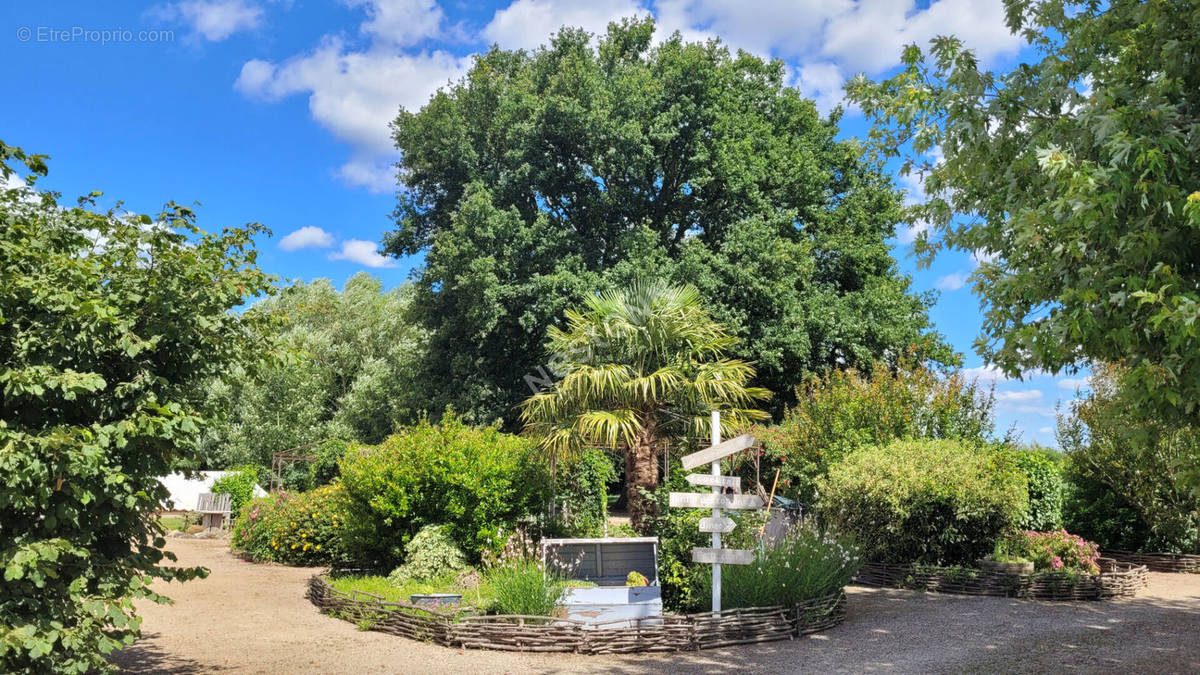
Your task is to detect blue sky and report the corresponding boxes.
[1,0,1088,444]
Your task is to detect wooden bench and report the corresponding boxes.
[196,492,233,530]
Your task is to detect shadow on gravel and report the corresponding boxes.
[110,633,225,674]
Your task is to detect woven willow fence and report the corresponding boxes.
[1102,550,1200,574]
[308,575,846,653]
[854,558,1148,601]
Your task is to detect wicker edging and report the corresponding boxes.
[854,557,1148,601]
[307,575,847,653]
[1102,550,1200,574]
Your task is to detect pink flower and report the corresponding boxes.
[1051,556,1064,569]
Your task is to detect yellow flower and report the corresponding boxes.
[315,545,321,550]
[301,533,307,538]
[291,544,297,549]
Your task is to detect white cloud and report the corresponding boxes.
[335,157,397,193]
[897,219,931,245]
[935,271,970,291]
[653,0,837,57]
[157,0,264,41]
[1038,426,1053,434]
[1058,377,1092,391]
[796,62,847,115]
[347,0,447,47]
[1001,403,1054,417]
[995,389,1041,402]
[236,36,468,191]
[821,0,1022,73]
[962,364,1011,384]
[329,239,397,267]
[278,226,335,251]
[236,0,1023,193]
[654,0,1020,74]
[483,0,649,50]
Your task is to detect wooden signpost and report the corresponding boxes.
[669,412,762,613]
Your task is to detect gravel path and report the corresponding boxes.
[112,539,1200,674]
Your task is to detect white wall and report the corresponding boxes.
[158,471,267,511]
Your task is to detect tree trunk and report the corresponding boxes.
[626,413,660,533]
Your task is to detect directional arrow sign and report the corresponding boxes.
[692,548,755,565]
[680,434,755,471]
[698,516,737,533]
[668,492,763,510]
[685,473,741,490]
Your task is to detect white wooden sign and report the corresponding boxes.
[692,547,755,565]
[680,434,755,471]
[684,473,740,490]
[668,492,762,510]
[674,412,762,614]
[698,516,737,533]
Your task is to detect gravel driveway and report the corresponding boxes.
[112,538,1200,674]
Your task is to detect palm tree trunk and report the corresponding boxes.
[626,413,659,533]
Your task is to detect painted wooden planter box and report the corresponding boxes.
[542,537,659,586]
[560,586,663,628]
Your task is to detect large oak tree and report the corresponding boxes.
[388,18,953,426]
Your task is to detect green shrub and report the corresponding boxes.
[338,415,551,566]
[818,439,1028,565]
[643,482,710,613]
[716,523,862,609]
[307,439,350,489]
[1012,447,1065,531]
[387,525,468,583]
[211,465,264,515]
[230,485,350,565]
[731,365,997,505]
[1061,460,1153,551]
[553,448,617,537]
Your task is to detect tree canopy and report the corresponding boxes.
[198,273,427,470]
[0,142,274,672]
[848,0,1200,420]
[387,17,954,425]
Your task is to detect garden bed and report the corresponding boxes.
[307,575,846,653]
[1101,550,1200,574]
[854,558,1148,600]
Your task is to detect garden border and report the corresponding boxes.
[1101,550,1200,574]
[853,558,1148,600]
[307,575,846,653]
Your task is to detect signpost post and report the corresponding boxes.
[667,411,762,614]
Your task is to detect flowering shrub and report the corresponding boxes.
[231,484,350,566]
[1009,530,1101,574]
[483,530,564,617]
[718,522,862,609]
[819,439,1028,565]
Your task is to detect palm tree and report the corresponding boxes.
[520,280,770,531]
